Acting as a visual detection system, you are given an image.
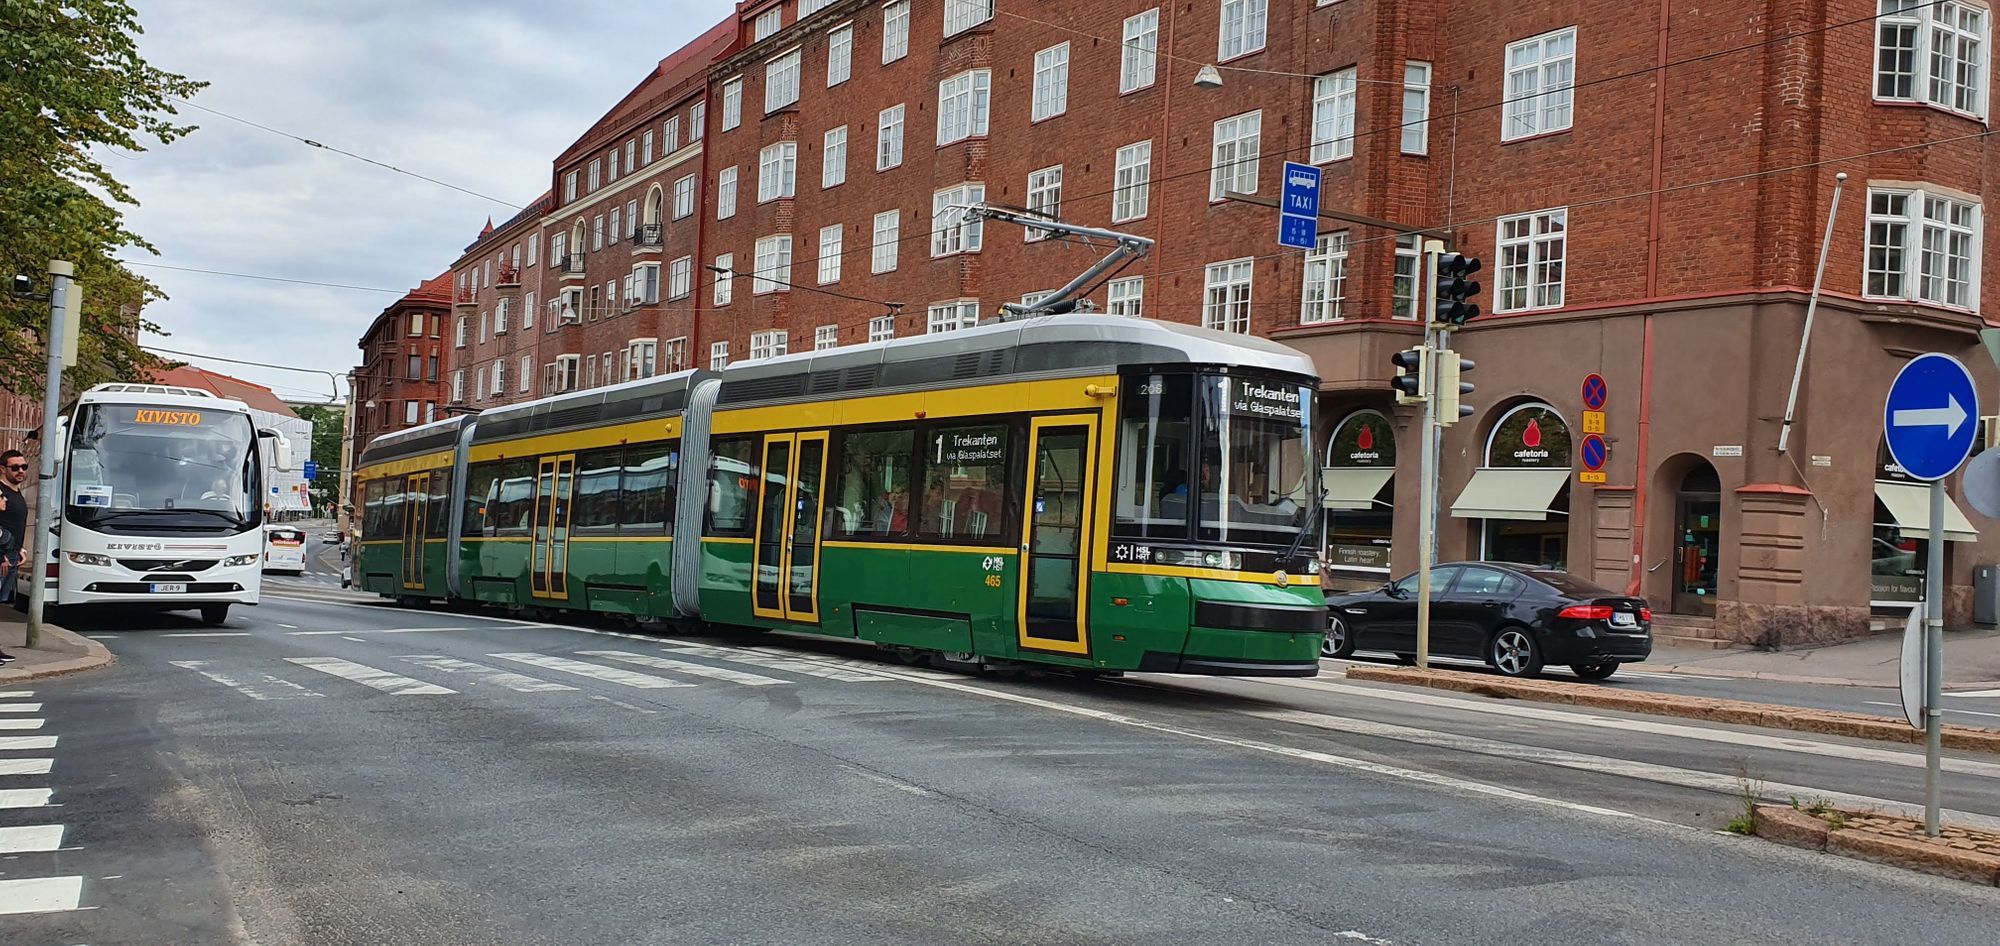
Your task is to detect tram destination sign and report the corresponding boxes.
[935,430,1004,465]
[1231,379,1304,421]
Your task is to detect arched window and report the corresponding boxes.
[1323,409,1395,573]
[1452,402,1572,568]
[570,220,587,265]
[645,185,665,226]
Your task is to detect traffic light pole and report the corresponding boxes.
[1414,244,1444,670]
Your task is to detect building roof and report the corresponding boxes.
[149,365,300,418]
[359,271,453,347]
[553,18,733,169]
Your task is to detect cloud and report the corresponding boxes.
[121,0,733,401]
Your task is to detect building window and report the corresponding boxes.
[609,207,622,245]
[1312,68,1357,163]
[454,315,466,347]
[1392,235,1421,320]
[818,224,844,284]
[527,234,539,267]
[1881,0,1986,116]
[754,6,782,41]
[944,0,991,37]
[1203,259,1255,333]
[589,159,601,192]
[1032,43,1070,121]
[673,175,695,220]
[718,166,738,219]
[823,126,848,188]
[869,314,896,341]
[1122,9,1159,93]
[624,140,637,174]
[475,367,486,401]
[815,324,840,350]
[1300,231,1348,324]
[877,104,905,169]
[451,370,464,402]
[492,359,506,395]
[1025,165,1063,241]
[519,355,532,392]
[766,47,802,112]
[495,297,511,334]
[479,310,489,342]
[1113,140,1152,223]
[711,341,731,369]
[931,183,986,257]
[722,76,743,130]
[690,102,705,140]
[883,0,910,62]
[665,115,683,152]
[564,170,579,202]
[1210,110,1262,200]
[407,353,422,379]
[664,337,689,372]
[406,400,420,425]
[872,210,900,273]
[1106,276,1144,317]
[1866,186,1981,309]
[627,340,657,380]
[827,24,852,86]
[593,215,604,251]
[751,330,789,360]
[642,130,654,165]
[665,257,690,300]
[1403,61,1432,154]
[1503,27,1577,141]
[607,147,619,182]
[936,70,992,145]
[407,313,423,337]
[758,141,798,201]
[927,300,979,334]
[753,235,793,294]
[1496,207,1569,312]
[1218,0,1268,61]
[714,253,735,305]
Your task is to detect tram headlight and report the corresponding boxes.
[222,554,259,567]
[66,552,111,567]
[1200,551,1242,570]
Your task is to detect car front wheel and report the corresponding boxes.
[1571,662,1618,681]
[1321,616,1356,658]
[1489,627,1544,678]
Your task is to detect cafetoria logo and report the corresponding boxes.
[1488,405,1570,468]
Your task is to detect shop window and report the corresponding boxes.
[1323,409,1395,573]
[1454,402,1572,569]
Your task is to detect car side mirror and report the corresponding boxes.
[1382,582,1403,598]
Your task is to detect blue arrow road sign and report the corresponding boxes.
[1277,161,1321,250]
[1884,352,1980,482]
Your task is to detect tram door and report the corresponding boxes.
[752,431,829,623]
[400,472,430,590]
[530,454,576,600]
[1018,416,1096,655]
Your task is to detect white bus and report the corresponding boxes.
[263,524,307,575]
[37,383,293,625]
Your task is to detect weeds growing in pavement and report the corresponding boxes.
[1726,766,1765,835]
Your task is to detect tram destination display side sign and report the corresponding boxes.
[1232,379,1305,421]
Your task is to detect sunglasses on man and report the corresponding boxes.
[4,464,24,472]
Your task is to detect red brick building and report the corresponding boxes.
[372,0,1998,643]
[352,273,451,447]
[449,198,550,411]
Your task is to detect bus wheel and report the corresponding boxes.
[200,604,230,626]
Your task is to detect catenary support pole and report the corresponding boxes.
[1925,479,1945,836]
[25,261,75,648]
[1776,173,1846,454]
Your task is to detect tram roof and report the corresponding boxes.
[358,414,469,468]
[465,369,702,446]
[715,314,1316,408]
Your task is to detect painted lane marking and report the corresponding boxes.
[0,788,54,809]
[0,703,42,713]
[285,657,455,696]
[1949,688,2000,698]
[341,636,367,643]
[0,759,54,776]
[655,642,891,682]
[742,644,960,681]
[0,825,64,854]
[85,634,119,639]
[0,736,56,751]
[487,653,694,689]
[171,661,324,701]
[0,876,83,915]
[588,694,659,714]
[399,656,578,692]
[1271,679,2000,779]
[276,623,299,629]
[0,691,31,699]
[161,632,251,638]
[287,626,463,636]
[0,719,44,731]
[1864,700,2000,721]
[581,650,791,686]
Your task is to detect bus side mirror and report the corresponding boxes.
[259,429,296,472]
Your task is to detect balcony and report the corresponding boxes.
[557,253,586,281]
[631,224,663,249]
[454,287,476,307]
[496,264,521,288]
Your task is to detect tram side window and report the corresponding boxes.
[830,428,914,538]
[463,462,501,536]
[428,468,451,538]
[573,447,624,532]
[707,438,759,536]
[1114,373,1194,540]
[920,424,1008,541]
[382,478,406,537]
[492,458,538,534]
[620,441,678,534]
[362,479,385,538]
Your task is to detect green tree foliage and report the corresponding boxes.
[292,403,346,510]
[0,0,208,395]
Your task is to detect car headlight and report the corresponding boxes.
[66,552,111,567]
[222,554,259,567]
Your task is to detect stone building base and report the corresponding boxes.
[1715,600,1871,649]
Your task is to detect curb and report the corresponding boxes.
[0,623,115,683]
[1753,805,2000,887]
[1343,666,2000,754]
[1650,663,2000,692]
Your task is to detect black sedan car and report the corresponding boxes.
[1323,562,1651,679]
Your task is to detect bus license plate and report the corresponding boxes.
[150,583,187,594]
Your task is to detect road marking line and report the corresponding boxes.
[276,623,299,629]
[0,736,56,751]
[744,644,960,680]
[0,703,42,713]
[400,656,578,692]
[0,759,53,776]
[341,636,366,642]
[1272,678,2000,779]
[0,825,64,854]
[0,876,83,915]
[287,627,464,636]
[655,642,890,682]
[487,653,694,689]
[1950,687,2000,698]
[171,661,324,701]
[162,632,251,638]
[0,691,30,699]
[285,657,455,695]
[582,650,791,686]
[1864,700,2000,721]
[0,719,43,730]
[85,634,119,639]
[587,694,659,714]
[0,788,54,809]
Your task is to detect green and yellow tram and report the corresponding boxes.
[355,315,1327,675]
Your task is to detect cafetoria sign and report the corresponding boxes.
[1487,404,1572,468]
[1327,410,1395,468]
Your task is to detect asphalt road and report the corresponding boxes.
[5,589,2000,945]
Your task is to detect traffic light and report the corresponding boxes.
[1435,254,1482,326]
[1390,347,1430,405]
[1436,351,1476,425]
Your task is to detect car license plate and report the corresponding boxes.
[150,583,187,594]
[1610,611,1637,627]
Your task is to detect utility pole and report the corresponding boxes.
[26,261,77,648]
[1414,243,1444,669]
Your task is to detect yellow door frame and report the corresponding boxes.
[751,431,830,623]
[1017,415,1097,656]
[401,471,429,590]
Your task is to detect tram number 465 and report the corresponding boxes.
[980,556,1005,588]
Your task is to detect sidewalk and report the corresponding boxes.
[0,604,115,683]
[1650,626,2000,690]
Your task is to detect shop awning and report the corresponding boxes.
[1321,467,1395,511]
[1451,469,1571,521]
[1874,482,1979,542]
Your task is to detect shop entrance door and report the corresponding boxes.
[1672,465,1722,616]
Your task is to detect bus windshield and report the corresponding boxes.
[1114,371,1315,547]
[65,402,259,533]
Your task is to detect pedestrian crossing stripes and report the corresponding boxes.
[172,661,325,701]
[0,689,81,920]
[0,758,53,776]
[0,825,64,854]
[487,653,694,689]
[581,650,791,686]
[400,656,578,692]
[0,787,52,809]
[0,875,83,916]
[286,657,456,695]
[658,642,891,682]
[0,702,42,713]
[0,718,44,730]
[0,736,56,751]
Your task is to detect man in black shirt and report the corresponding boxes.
[0,450,27,663]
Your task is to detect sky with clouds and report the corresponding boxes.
[120,0,733,404]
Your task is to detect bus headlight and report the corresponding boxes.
[222,554,259,567]
[66,552,111,567]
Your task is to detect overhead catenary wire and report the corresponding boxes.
[121,260,408,294]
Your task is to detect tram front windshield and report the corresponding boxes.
[65,402,259,534]
[1114,372,1315,547]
